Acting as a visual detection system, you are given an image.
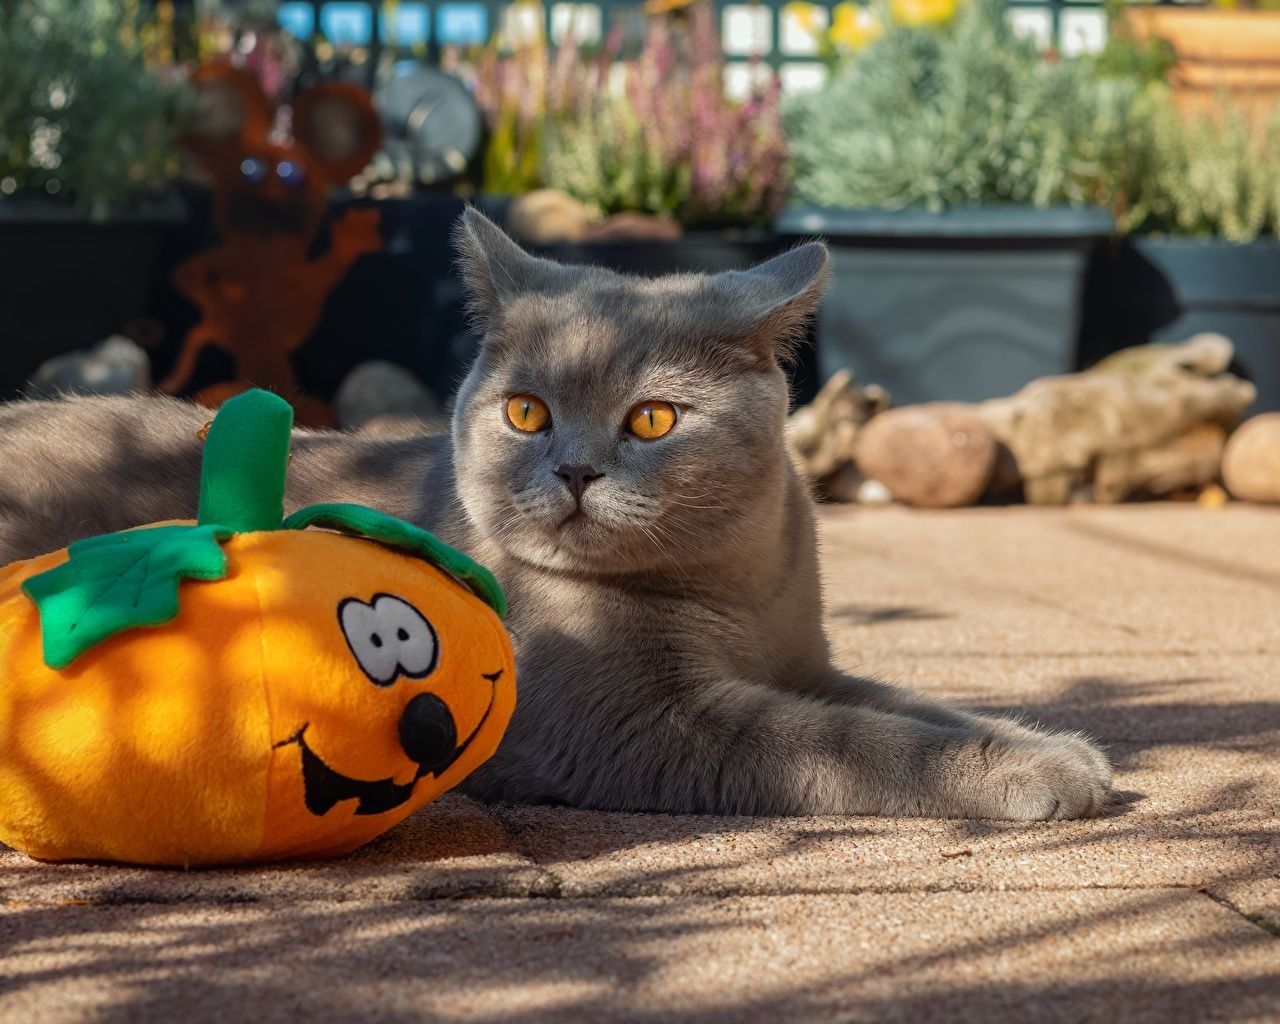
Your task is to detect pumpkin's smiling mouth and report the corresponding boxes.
[275,670,502,817]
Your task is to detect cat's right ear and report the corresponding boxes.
[453,207,563,331]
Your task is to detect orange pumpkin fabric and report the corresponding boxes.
[0,391,514,867]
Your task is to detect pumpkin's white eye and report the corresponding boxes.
[338,593,438,686]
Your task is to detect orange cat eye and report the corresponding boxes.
[627,401,678,440]
[506,394,551,433]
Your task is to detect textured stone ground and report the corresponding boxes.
[2,505,1277,1022]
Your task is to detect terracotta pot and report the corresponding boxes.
[1125,9,1280,123]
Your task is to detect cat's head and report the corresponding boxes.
[450,209,828,577]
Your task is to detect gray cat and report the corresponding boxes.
[0,209,1111,819]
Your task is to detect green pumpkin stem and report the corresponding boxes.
[196,390,294,533]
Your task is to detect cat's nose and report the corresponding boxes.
[554,464,604,501]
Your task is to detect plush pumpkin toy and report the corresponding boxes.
[0,390,514,867]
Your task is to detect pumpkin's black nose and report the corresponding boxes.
[398,693,459,777]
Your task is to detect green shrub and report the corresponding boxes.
[783,0,1148,214]
[1137,97,1280,242]
[542,101,691,221]
[473,3,789,227]
[0,0,186,216]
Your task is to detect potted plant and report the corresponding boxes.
[0,0,189,397]
[1080,92,1280,414]
[776,0,1134,405]
[471,3,789,267]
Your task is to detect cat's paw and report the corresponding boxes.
[976,730,1113,820]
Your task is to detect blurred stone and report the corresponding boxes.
[507,189,596,245]
[980,334,1255,505]
[335,361,441,431]
[1093,421,1228,504]
[1222,413,1280,503]
[24,336,150,397]
[584,212,682,242]
[854,403,997,509]
[788,369,891,500]
[506,192,682,246]
[1197,483,1230,508]
[856,478,894,506]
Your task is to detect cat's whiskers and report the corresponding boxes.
[663,497,731,512]
[631,518,697,594]
[485,505,532,549]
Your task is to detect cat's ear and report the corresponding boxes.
[711,242,830,362]
[453,206,563,330]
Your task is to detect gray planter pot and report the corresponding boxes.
[775,205,1114,405]
[1133,238,1280,415]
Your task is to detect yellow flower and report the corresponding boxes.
[890,0,958,28]
[785,1,823,35]
[830,2,884,52]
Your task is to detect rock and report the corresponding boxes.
[24,336,150,397]
[506,192,682,245]
[1197,483,1230,508]
[979,334,1256,505]
[854,403,997,508]
[1093,422,1227,503]
[506,189,597,245]
[1222,413,1280,503]
[788,369,891,496]
[584,212,682,242]
[335,361,441,431]
[856,478,894,506]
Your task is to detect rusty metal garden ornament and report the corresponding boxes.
[165,64,384,427]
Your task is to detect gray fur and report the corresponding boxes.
[0,209,1111,819]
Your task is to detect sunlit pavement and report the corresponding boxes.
[3,505,1277,1022]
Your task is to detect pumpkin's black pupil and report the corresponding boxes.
[370,633,383,648]
[397,627,410,641]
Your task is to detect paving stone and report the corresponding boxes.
[846,653,1280,748]
[0,794,551,905]
[1208,877,1280,934]
[495,744,1279,898]
[821,505,1280,656]
[1,892,1275,1024]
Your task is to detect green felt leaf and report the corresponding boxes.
[282,504,507,618]
[22,524,232,669]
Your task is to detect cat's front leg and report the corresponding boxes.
[807,670,1114,808]
[471,675,1112,820]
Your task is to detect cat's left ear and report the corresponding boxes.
[453,206,565,331]
[711,242,830,362]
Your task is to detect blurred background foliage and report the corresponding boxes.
[0,0,189,216]
[478,2,788,225]
[784,0,1280,240]
[0,0,1278,238]
[783,0,1149,214]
